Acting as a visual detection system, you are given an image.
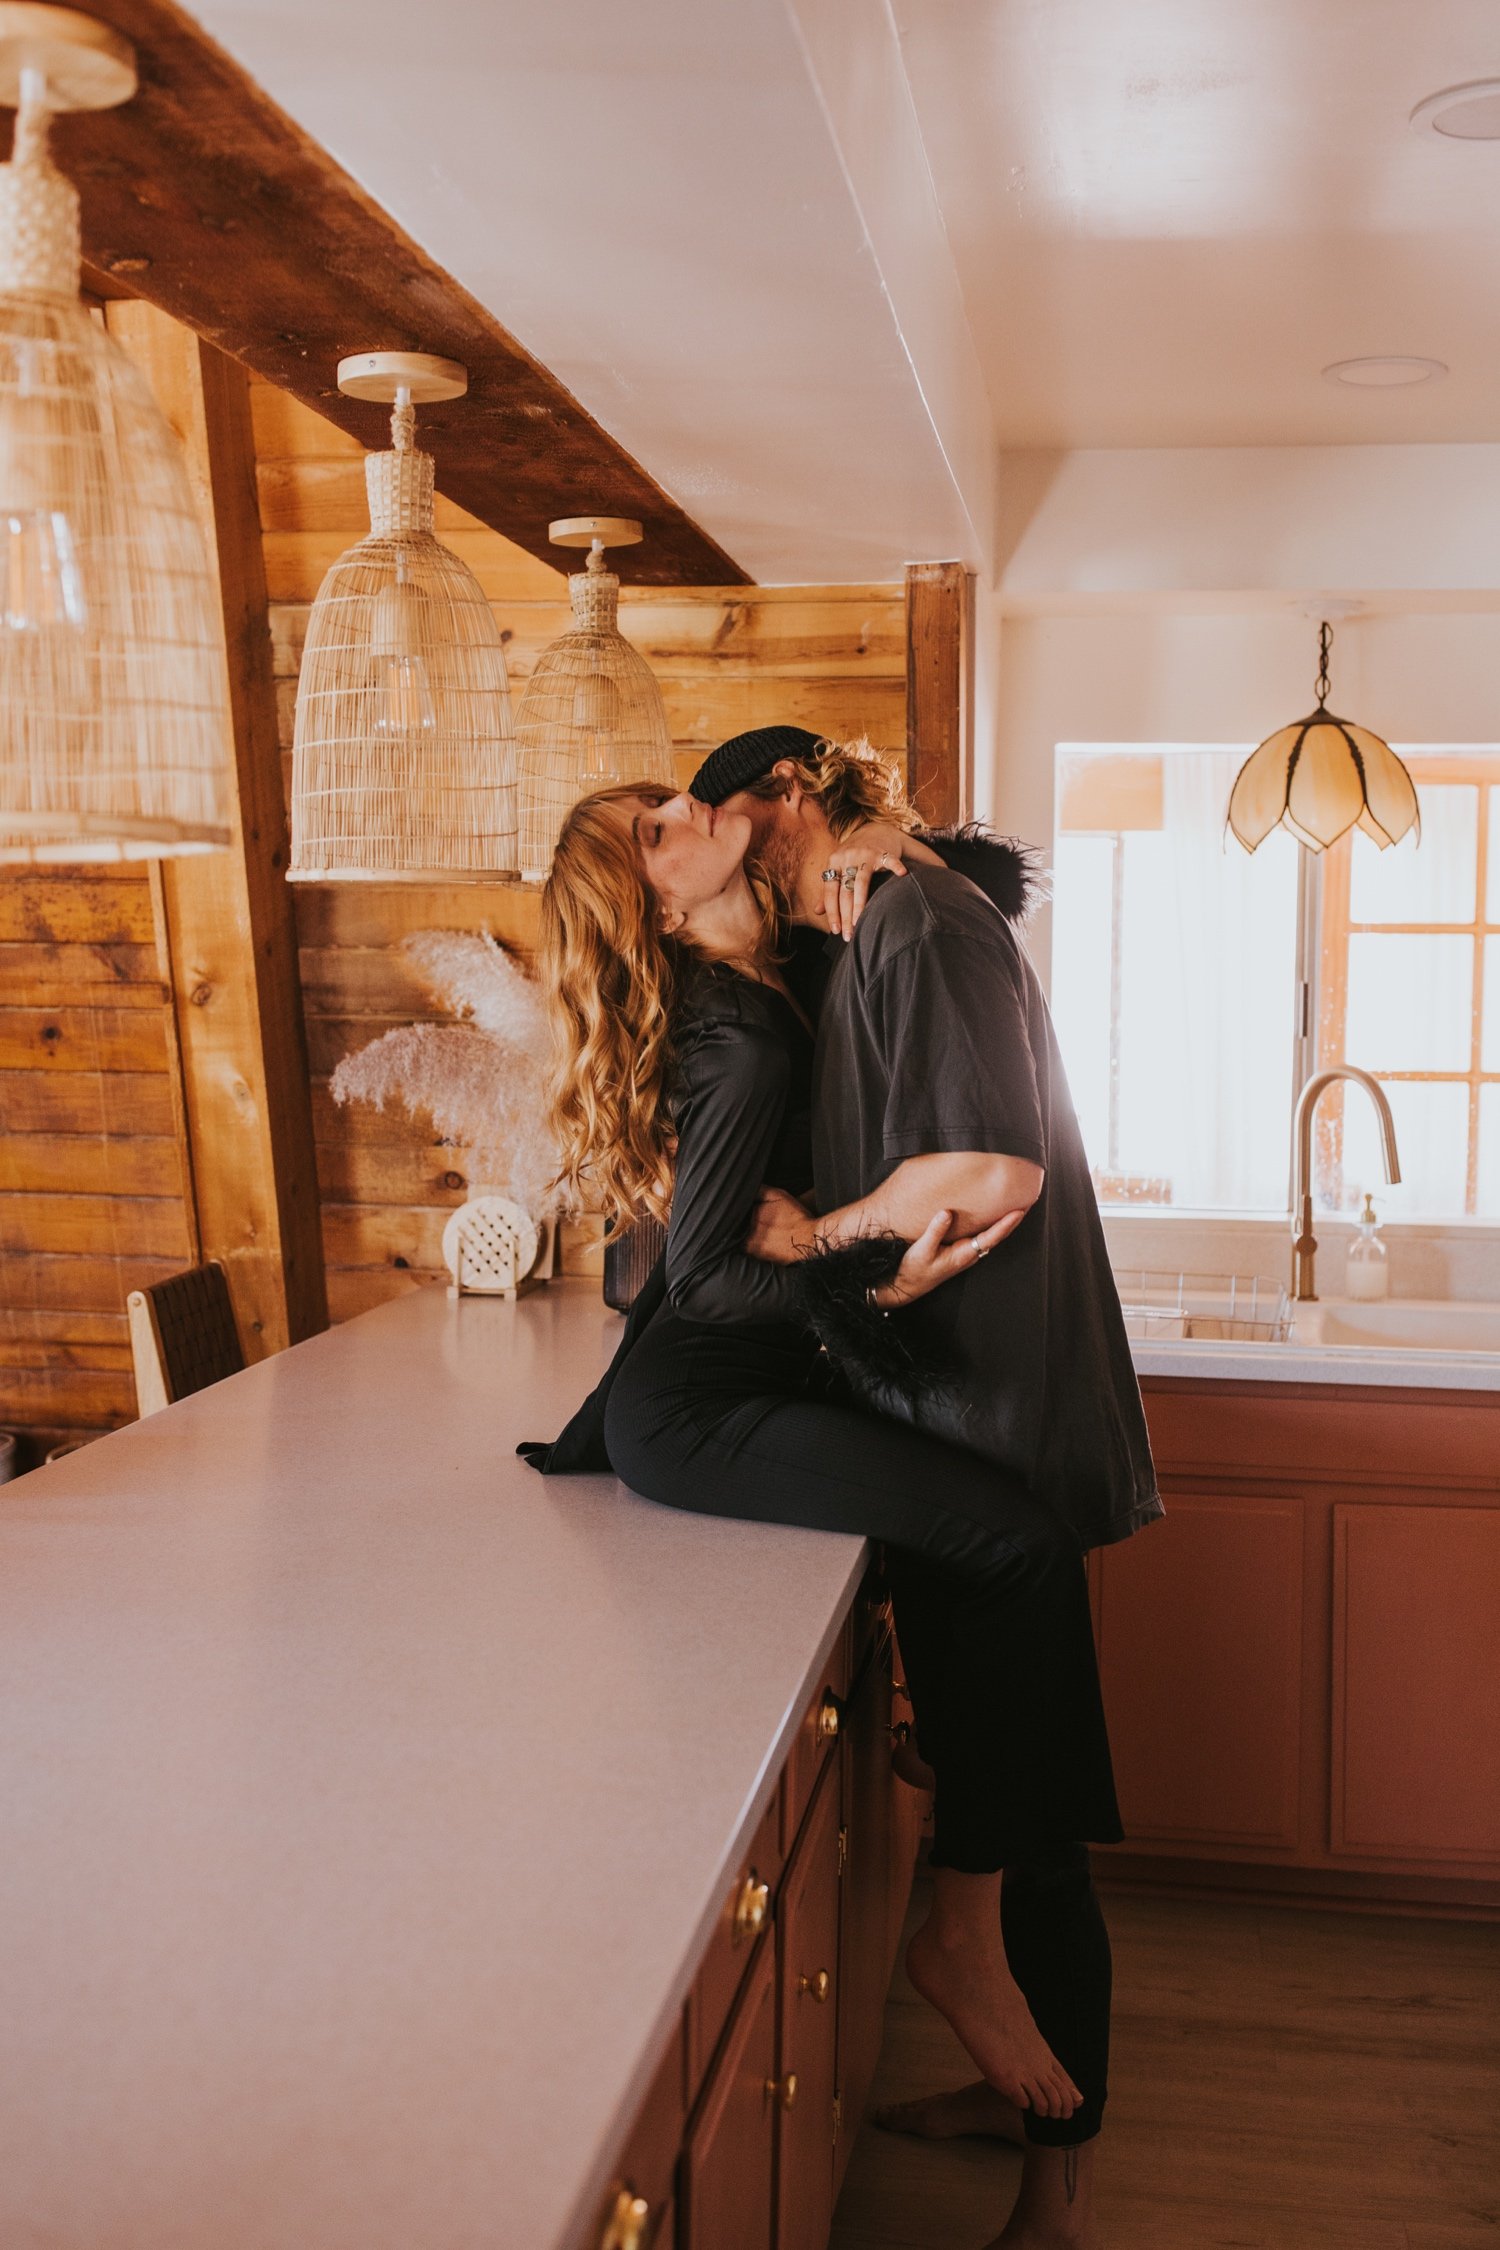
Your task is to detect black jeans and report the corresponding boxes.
[603,1312,1121,2145]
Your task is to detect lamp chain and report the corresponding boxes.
[1316,620,1332,707]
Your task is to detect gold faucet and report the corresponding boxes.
[1291,1066,1401,1302]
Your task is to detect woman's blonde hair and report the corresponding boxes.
[540,782,781,1226]
[743,733,918,840]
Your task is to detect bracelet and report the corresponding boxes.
[864,1286,890,1318]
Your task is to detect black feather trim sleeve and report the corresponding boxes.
[785,1233,958,1411]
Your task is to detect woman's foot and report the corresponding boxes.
[905,1914,1081,2120]
[874,2079,1026,2145]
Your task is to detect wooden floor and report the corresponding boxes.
[831,1872,1500,2250]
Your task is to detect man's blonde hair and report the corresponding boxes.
[742,734,919,840]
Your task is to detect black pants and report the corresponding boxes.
[604,1313,1121,2145]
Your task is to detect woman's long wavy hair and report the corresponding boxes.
[743,733,918,839]
[541,782,782,1227]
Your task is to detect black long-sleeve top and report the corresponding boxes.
[660,965,813,1329]
[518,963,814,1473]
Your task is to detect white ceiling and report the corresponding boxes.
[179,0,980,583]
[182,0,1500,580]
[894,0,1500,448]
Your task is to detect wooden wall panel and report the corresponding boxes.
[0,871,187,1453]
[252,377,909,1321]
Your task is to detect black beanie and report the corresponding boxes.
[689,725,827,806]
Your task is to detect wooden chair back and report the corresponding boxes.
[127,1262,246,1418]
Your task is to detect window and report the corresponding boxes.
[1050,745,1500,1219]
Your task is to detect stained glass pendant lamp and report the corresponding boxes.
[516,516,674,881]
[0,4,231,864]
[289,350,517,881]
[1228,620,1420,853]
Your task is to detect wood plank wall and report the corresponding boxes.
[253,379,908,1325]
[0,871,192,1453]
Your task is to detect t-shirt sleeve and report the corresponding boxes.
[663,1013,808,1327]
[866,908,1046,1168]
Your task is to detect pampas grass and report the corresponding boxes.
[331,932,559,1219]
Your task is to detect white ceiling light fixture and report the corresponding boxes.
[1321,356,1448,388]
[1410,80,1500,140]
[0,2,232,866]
[289,350,517,883]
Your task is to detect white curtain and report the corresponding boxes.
[1115,751,1298,1211]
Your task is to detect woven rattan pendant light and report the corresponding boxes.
[0,5,231,864]
[516,516,674,880]
[289,350,517,881]
[1228,621,1420,854]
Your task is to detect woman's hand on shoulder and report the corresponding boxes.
[819,823,947,941]
[875,1208,1012,1308]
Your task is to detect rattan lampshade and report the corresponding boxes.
[516,516,674,881]
[288,351,517,882]
[0,7,231,864]
[1228,621,1420,854]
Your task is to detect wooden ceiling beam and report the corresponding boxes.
[30,0,749,587]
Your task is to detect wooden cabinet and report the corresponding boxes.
[1094,1380,1500,1908]
[682,1940,778,2250]
[1096,1491,1304,1849]
[1332,1502,1500,1864]
[584,1583,922,2250]
[775,1769,842,2250]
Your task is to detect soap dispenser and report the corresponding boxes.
[1345,1193,1389,1301]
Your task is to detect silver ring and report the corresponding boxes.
[842,868,858,886]
[972,1237,989,1256]
[821,867,839,883]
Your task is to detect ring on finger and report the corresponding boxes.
[821,867,839,883]
[842,868,858,887]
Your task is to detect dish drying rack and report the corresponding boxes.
[1115,1271,1292,1344]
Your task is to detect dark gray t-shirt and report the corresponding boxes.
[811,862,1161,1551]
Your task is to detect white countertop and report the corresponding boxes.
[0,1282,867,2250]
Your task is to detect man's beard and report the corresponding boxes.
[755,822,808,916]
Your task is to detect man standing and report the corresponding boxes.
[690,726,1161,2249]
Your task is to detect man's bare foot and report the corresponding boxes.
[984,2143,1102,2249]
[891,1737,936,1791]
[905,1918,1081,2119]
[874,2079,1025,2146]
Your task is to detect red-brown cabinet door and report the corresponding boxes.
[1094,1492,1305,1851]
[1332,1502,1500,1867]
[776,1768,842,2250]
[682,1938,776,2250]
[835,1627,897,2190]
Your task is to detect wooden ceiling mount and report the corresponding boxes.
[14,0,748,586]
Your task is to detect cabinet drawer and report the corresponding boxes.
[776,1762,843,2250]
[575,2011,684,2250]
[682,1937,777,2250]
[781,1625,851,1857]
[686,1788,781,2094]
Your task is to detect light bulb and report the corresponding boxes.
[373,651,437,737]
[571,671,624,783]
[1,509,85,632]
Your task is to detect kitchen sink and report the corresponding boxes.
[1291,1298,1500,1353]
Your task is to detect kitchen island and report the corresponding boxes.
[0,1281,915,2250]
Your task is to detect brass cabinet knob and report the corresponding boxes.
[817,1691,842,1740]
[891,1678,909,1699]
[732,1871,770,1945]
[765,2071,799,2111]
[600,2186,650,2250]
[797,1967,831,2003]
[891,1719,912,1748]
